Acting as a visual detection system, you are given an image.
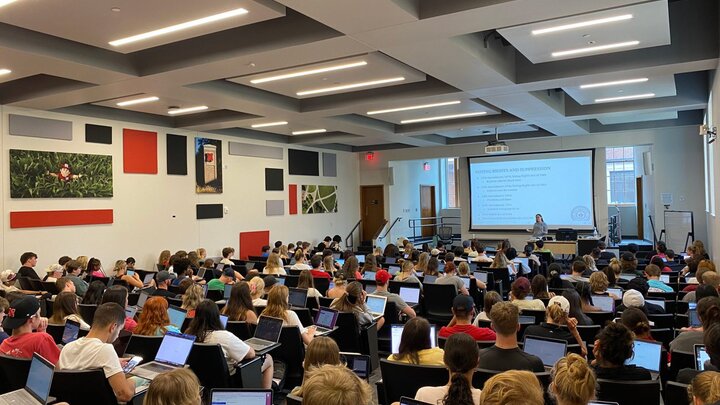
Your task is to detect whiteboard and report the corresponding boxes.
[664,211,694,253]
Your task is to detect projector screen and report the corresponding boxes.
[468,149,595,231]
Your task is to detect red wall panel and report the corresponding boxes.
[289,184,297,215]
[239,230,269,260]
[10,209,114,228]
[123,129,158,174]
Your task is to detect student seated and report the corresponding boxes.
[678,322,720,383]
[0,295,60,364]
[48,291,90,330]
[220,247,235,265]
[150,271,178,298]
[248,276,267,307]
[180,284,204,318]
[186,299,273,388]
[479,370,544,405]
[18,252,40,280]
[644,264,673,292]
[509,277,546,311]
[309,256,331,279]
[563,289,594,325]
[58,303,137,403]
[439,295,495,341]
[142,368,201,405]
[208,267,235,292]
[436,262,469,295]
[331,281,384,330]
[298,270,323,299]
[591,322,652,380]
[589,271,619,299]
[550,353,596,405]
[134,296,181,336]
[414,332,481,404]
[388,317,444,366]
[112,260,143,289]
[688,371,720,405]
[261,285,316,344]
[221,282,257,323]
[0,297,10,344]
[63,260,88,296]
[567,260,590,283]
[101,285,137,333]
[523,296,586,356]
[290,336,341,397]
[263,252,286,276]
[617,278,664,314]
[547,263,573,290]
[394,260,422,286]
[531,275,554,300]
[373,270,416,319]
[684,270,720,303]
[478,301,544,372]
[671,296,720,353]
[301,364,372,405]
[291,250,312,271]
[473,291,502,325]
[621,307,655,341]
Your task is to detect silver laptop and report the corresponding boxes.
[606,288,623,298]
[625,339,662,379]
[591,295,615,313]
[365,294,387,319]
[288,287,308,308]
[523,336,567,369]
[399,286,420,306]
[645,299,665,310]
[142,273,154,287]
[0,354,54,405]
[131,332,196,380]
[313,307,339,336]
[211,389,272,405]
[473,271,488,283]
[130,291,150,311]
[245,316,283,351]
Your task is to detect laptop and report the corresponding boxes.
[514,257,529,273]
[399,397,432,405]
[391,324,436,354]
[385,257,396,265]
[223,284,233,300]
[689,301,698,310]
[288,287,308,308]
[125,306,138,320]
[215,263,225,272]
[362,271,376,280]
[196,268,206,279]
[276,277,286,286]
[592,295,615,313]
[523,336,568,368]
[695,344,710,370]
[423,275,437,284]
[606,288,623,298]
[619,273,636,281]
[142,273,154,286]
[438,263,445,273]
[202,283,209,297]
[167,306,187,330]
[126,269,135,277]
[689,308,702,327]
[645,299,665,310]
[357,255,366,264]
[388,266,401,276]
[244,316,283,351]
[210,389,272,405]
[107,278,115,288]
[313,307,339,335]
[459,277,471,289]
[399,286,420,305]
[606,248,620,258]
[130,291,150,311]
[341,353,371,380]
[0,354,54,405]
[131,332,196,380]
[220,314,228,329]
[333,253,341,260]
[365,294,387,319]
[245,262,256,272]
[659,274,670,283]
[625,339,662,379]
[519,315,536,324]
[473,271,488,283]
[61,319,81,345]
[364,284,377,294]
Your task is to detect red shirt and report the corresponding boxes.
[310,269,331,279]
[439,324,496,341]
[124,316,137,333]
[0,332,60,364]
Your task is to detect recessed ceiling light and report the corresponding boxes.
[292,129,326,135]
[580,78,648,89]
[251,121,288,128]
[116,96,159,107]
[111,7,121,12]
[297,77,405,96]
[551,41,640,58]
[0,0,16,8]
[0,68,11,75]
[594,93,655,103]
[532,14,633,35]
[109,8,248,47]
[250,61,367,84]
[400,112,487,124]
[167,106,209,115]
[367,100,462,115]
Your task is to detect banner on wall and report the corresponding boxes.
[301,185,338,214]
[9,149,113,198]
[195,137,223,193]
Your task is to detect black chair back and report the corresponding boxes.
[128,293,140,306]
[319,297,334,307]
[647,314,674,329]
[17,277,33,290]
[50,369,117,405]
[291,308,313,327]
[521,309,546,325]
[207,289,223,301]
[334,312,361,353]
[78,304,98,325]
[650,328,674,349]
[664,381,690,405]
[575,324,601,345]
[123,335,163,364]
[596,378,661,405]
[669,350,695,381]
[28,279,43,291]
[284,275,300,288]
[187,343,231,390]
[422,283,457,325]
[314,277,330,296]
[46,323,65,344]
[41,281,59,295]
[379,359,447,404]
[0,355,31,394]
[270,326,306,388]
[226,321,253,340]
[586,311,614,327]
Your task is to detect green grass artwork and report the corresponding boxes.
[301,185,338,214]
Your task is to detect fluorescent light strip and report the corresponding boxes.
[251,61,367,84]
[116,96,159,107]
[552,41,640,58]
[251,121,288,128]
[167,106,208,115]
[297,77,405,96]
[580,78,648,89]
[595,93,655,103]
[367,100,461,115]
[0,68,11,75]
[109,8,248,47]
[532,14,633,35]
[292,129,326,135]
[400,111,487,124]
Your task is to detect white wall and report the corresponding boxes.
[706,66,720,257]
[360,126,707,250]
[1,106,360,272]
[387,159,441,242]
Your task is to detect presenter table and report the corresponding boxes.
[543,241,577,256]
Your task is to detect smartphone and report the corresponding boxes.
[123,356,143,374]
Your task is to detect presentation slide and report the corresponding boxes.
[468,150,595,231]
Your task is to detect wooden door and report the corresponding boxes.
[636,177,644,239]
[361,185,385,241]
[420,185,436,237]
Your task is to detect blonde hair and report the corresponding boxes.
[323,256,335,273]
[458,261,470,276]
[248,277,265,300]
[158,250,171,266]
[546,302,568,325]
[113,260,126,275]
[416,252,430,272]
[582,255,596,270]
[182,285,204,312]
[395,261,415,281]
[608,258,621,275]
[76,256,89,271]
[303,336,341,372]
[589,272,609,293]
[551,353,596,405]
[142,368,200,405]
[698,260,717,273]
[279,245,289,258]
[688,371,720,403]
[302,364,372,405]
[264,253,284,274]
[480,370,544,405]
[261,284,289,322]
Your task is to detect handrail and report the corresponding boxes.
[378,217,401,240]
[407,216,461,243]
[345,219,362,249]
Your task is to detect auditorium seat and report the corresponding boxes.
[421,283,456,325]
[378,359,447,404]
[0,355,30,394]
[123,335,163,365]
[270,326,306,389]
[78,304,98,325]
[664,381,690,405]
[50,369,122,405]
[596,378,661,405]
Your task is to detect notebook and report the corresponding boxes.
[391,324,436,354]
[695,344,710,370]
[523,336,568,368]
[362,271,376,281]
[0,353,54,404]
[423,275,437,284]
[388,266,401,276]
[399,287,420,305]
[131,332,196,380]
[313,307,339,335]
[689,308,701,327]
[244,316,283,351]
[61,319,80,345]
[473,272,488,283]
[591,295,615,313]
[365,294,387,318]
[167,306,187,330]
[210,389,272,405]
[625,339,662,377]
[288,287,308,308]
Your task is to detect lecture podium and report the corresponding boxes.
[526,237,600,257]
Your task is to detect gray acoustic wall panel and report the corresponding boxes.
[9,114,72,141]
[266,200,284,216]
[322,152,337,177]
[229,141,283,160]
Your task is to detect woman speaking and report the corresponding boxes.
[531,214,548,238]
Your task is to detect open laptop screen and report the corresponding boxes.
[399,287,420,304]
[625,340,662,372]
[288,288,308,307]
[315,308,339,329]
[606,288,623,298]
[220,314,228,329]
[523,336,567,367]
[423,275,437,284]
[645,299,665,310]
[357,255,366,264]
[142,273,154,285]
[689,309,702,327]
[591,295,615,313]
[388,266,401,275]
[366,295,386,315]
[363,271,376,280]
[473,272,488,283]
[154,332,196,367]
[459,277,471,289]
[137,291,150,308]
[27,354,54,403]
[62,319,81,345]
[167,306,187,330]
[696,344,710,370]
[211,390,272,405]
[391,324,436,354]
[224,284,233,299]
[255,316,283,342]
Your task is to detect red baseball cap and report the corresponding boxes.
[375,269,391,285]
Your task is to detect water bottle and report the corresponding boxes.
[593,227,598,238]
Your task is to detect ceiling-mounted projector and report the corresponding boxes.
[485,128,509,154]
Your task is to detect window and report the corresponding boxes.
[445,158,459,208]
[606,147,636,205]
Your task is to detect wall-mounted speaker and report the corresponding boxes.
[387,167,394,186]
[642,151,653,176]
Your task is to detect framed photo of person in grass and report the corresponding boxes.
[9,149,113,198]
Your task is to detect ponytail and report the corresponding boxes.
[443,372,475,405]
[547,303,568,324]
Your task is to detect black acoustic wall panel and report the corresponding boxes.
[85,124,112,144]
[196,204,223,219]
[288,149,319,176]
[265,168,284,191]
[166,134,188,175]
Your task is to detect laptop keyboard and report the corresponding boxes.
[0,389,38,405]
[246,338,273,349]
[142,363,175,373]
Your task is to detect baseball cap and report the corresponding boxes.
[3,295,40,329]
[430,249,440,256]
[375,270,391,285]
[264,275,277,289]
[156,270,176,284]
[548,296,570,314]
[452,294,474,313]
[621,252,636,261]
[0,269,16,283]
[222,267,235,278]
[46,264,64,274]
[623,289,645,308]
[512,277,531,295]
